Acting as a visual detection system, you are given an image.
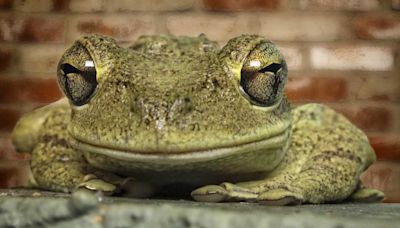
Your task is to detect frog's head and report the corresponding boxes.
[57,34,291,160]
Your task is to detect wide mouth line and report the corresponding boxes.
[75,127,291,163]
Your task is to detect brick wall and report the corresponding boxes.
[0,0,399,202]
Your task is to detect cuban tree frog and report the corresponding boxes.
[11,34,384,205]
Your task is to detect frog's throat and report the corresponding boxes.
[76,127,291,164]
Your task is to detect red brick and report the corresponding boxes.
[258,13,352,42]
[361,161,400,203]
[52,0,70,11]
[299,0,380,11]
[286,77,347,102]
[68,0,104,12]
[311,45,394,71]
[77,21,115,37]
[18,45,65,73]
[347,75,400,102]
[106,0,193,11]
[0,167,26,188]
[278,46,303,70]
[393,0,400,10]
[335,105,392,132]
[0,47,13,71]
[13,0,76,12]
[165,14,253,42]
[353,15,400,40]
[203,0,282,11]
[0,16,65,42]
[0,0,13,9]
[0,77,62,103]
[0,106,22,130]
[68,15,156,42]
[0,163,31,188]
[14,0,52,12]
[0,132,30,189]
[75,21,132,37]
[0,133,28,160]
[368,134,400,162]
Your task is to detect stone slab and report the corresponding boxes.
[0,188,399,228]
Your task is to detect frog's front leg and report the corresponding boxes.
[192,104,384,205]
[30,135,118,194]
[13,103,122,194]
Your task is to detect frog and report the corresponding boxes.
[11,34,384,205]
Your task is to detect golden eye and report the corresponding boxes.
[57,60,97,106]
[240,62,285,106]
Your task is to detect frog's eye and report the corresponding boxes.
[240,61,284,106]
[221,36,288,107]
[238,39,287,107]
[57,60,97,106]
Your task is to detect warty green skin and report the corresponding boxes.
[11,34,383,205]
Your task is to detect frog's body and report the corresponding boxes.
[12,34,383,205]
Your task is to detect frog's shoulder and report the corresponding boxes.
[11,98,70,153]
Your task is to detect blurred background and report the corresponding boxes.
[0,0,399,202]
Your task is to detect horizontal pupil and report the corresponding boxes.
[61,63,80,75]
[258,63,281,74]
[61,63,96,76]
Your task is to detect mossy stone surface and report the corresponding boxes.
[0,189,399,228]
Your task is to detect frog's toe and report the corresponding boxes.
[258,189,304,206]
[349,188,384,203]
[191,185,229,202]
[191,182,259,202]
[77,175,117,195]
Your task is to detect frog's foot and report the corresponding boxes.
[191,183,303,205]
[76,173,152,197]
[257,189,303,205]
[76,174,117,195]
[77,174,155,198]
[191,185,231,202]
[191,183,259,203]
[192,157,362,205]
[349,187,384,203]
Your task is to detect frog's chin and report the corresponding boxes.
[74,127,291,164]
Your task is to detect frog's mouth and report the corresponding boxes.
[75,126,291,164]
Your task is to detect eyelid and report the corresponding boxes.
[258,63,282,74]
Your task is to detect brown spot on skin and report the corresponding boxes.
[42,135,53,144]
[57,138,69,148]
